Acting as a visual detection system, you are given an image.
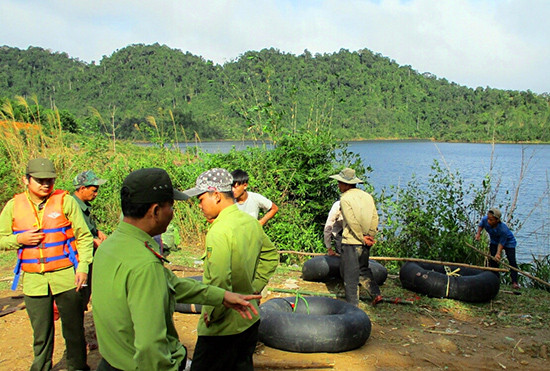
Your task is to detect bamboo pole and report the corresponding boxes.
[370,256,508,273]
[423,329,477,338]
[253,358,334,369]
[277,251,508,272]
[278,250,324,256]
[269,287,415,305]
[466,242,550,289]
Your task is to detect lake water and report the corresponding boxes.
[175,140,549,262]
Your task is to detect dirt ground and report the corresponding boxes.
[0,268,548,371]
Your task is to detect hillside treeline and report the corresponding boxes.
[1,44,549,142]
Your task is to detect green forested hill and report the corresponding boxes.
[1,44,549,142]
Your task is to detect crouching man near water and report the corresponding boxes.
[92,168,261,371]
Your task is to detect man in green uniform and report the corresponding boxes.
[183,168,279,371]
[71,170,107,310]
[0,157,93,371]
[71,170,107,249]
[92,168,261,371]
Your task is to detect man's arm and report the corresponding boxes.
[259,202,278,226]
[252,231,279,293]
[324,202,340,254]
[0,200,20,249]
[475,226,483,241]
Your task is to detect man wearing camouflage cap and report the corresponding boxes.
[92,168,262,371]
[183,168,279,371]
[72,170,107,249]
[71,170,107,334]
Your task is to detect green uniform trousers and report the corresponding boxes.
[24,288,89,371]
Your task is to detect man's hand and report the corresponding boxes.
[363,235,375,247]
[97,230,107,242]
[474,233,481,241]
[327,247,337,256]
[494,252,501,261]
[222,292,262,320]
[16,229,44,245]
[75,272,88,291]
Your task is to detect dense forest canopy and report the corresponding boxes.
[1,44,549,142]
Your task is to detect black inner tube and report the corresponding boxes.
[302,255,387,286]
[259,296,371,353]
[399,261,500,302]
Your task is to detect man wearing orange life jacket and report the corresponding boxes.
[0,158,93,371]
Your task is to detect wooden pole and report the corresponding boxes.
[269,287,415,305]
[466,242,550,289]
[277,250,508,272]
[253,358,334,369]
[370,256,508,273]
[278,250,324,256]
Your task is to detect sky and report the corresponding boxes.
[1,0,549,94]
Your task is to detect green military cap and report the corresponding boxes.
[26,158,56,179]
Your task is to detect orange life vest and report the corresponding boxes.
[11,190,79,290]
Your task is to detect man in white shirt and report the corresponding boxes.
[231,169,279,226]
[324,200,343,256]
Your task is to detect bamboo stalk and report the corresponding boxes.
[370,256,508,273]
[277,251,508,272]
[424,329,477,338]
[278,250,324,256]
[269,288,414,305]
[253,358,334,369]
[0,305,25,317]
[168,265,203,273]
[466,242,550,289]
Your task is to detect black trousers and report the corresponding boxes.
[25,288,88,371]
[489,243,519,283]
[191,320,260,371]
[340,244,380,305]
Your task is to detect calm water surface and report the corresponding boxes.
[176,140,549,262]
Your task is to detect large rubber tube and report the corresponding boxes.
[259,296,371,353]
[399,262,500,302]
[302,255,387,286]
[175,275,203,314]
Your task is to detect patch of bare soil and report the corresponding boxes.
[1,269,548,370]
